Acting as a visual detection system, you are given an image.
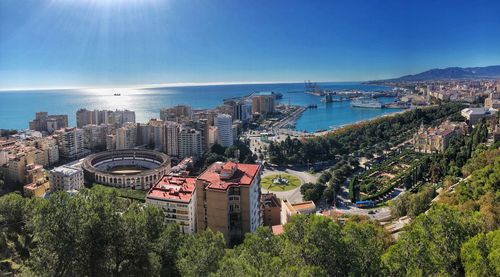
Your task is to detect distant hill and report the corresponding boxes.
[377,65,500,82]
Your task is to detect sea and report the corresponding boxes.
[0,82,400,132]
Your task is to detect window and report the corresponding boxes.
[229,187,240,195]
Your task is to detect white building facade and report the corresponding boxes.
[49,165,84,191]
[215,114,234,148]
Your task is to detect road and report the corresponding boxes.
[318,174,406,221]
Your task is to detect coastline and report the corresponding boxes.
[0,82,395,130]
[293,108,412,138]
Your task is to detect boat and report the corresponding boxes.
[307,104,318,109]
[113,93,121,96]
[351,97,384,108]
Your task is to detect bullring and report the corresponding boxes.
[82,149,171,190]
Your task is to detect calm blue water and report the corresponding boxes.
[0,82,399,132]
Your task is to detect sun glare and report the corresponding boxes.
[52,0,161,8]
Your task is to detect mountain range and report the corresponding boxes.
[375,65,500,82]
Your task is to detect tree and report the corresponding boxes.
[25,189,172,276]
[382,205,483,276]
[155,223,184,277]
[301,182,325,203]
[209,143,226,155]
[0,193,33,268]
[215,227,326,276]
[389,193,410,218]
[342,221,392,276]
[461,229,500,276]
[177,229,225,277]
[283,215,347,276]
[348,176,360,202]
[407,185,435,217]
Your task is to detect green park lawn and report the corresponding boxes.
[261,174,301,191]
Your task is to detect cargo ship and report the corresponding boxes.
[351,97,384,108]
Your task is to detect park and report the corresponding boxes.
[261,173,302,191]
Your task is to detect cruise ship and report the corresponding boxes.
[351,97,384,108]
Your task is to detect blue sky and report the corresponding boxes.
[1,0,500,89]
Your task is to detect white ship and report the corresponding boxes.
[351,97,384,108]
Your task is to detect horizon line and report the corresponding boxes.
[0,79,368,92]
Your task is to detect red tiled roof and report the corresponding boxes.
[198,162,261,191]
[147,175,196,202]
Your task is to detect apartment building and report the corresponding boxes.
[115,123,137,150]
[251,95,276,115]
[54,128,85,159]
[23,180,51,198]
[208,126,218,146]
[29,112,68,133]
[137,119,166,152]
[224,99,252,123]
[178,127,203,159]
[82,124,110,150]
[185,119,209,153]
[1,151,45,186]
[108,110,136,126]
[195,161,262,245]
[215,114,233,148]
[77,109,136,127]
[34,137,59,166]
[49,165,84,192]
[165,121,180,157]
[261,193,281,227]
[1,152,30,185]
[160,105,192,122]
[146,175,197,234]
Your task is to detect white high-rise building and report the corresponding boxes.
[49,165,84,192]
[215,114,233,148]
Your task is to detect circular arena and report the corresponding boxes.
[82,149,171,190]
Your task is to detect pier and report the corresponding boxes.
[222,92,257,102]
[271,106,306,130]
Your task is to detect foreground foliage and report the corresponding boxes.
[1,182,498,276]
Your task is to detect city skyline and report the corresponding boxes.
[1,0,500,89]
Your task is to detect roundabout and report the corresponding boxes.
[261,173,302,191]
[82,149,171,190]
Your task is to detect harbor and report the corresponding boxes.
[0,82,401,133]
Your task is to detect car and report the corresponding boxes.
[368,210,375,215]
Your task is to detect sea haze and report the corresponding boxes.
[0,82,400,132]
